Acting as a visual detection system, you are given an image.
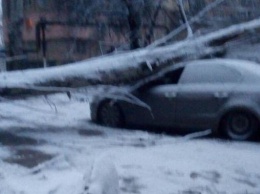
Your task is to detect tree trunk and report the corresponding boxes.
[145,0,163,45]
[0,18,260,92]
[124,0,144,50]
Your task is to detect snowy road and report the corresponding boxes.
[0,94,260,194]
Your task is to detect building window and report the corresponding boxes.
[76,40,87,54]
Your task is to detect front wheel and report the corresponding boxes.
[98,101,124,128]
[221,111,258,141]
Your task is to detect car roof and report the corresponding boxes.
[186,58,260,70]
[186,59,260,80]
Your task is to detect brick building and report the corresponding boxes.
[2,0,180,70]
[2,0,106,69]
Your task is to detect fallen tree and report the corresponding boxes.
[0,17,260,92]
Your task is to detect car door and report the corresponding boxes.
[140,84,179,127]
[175,84,225,129]
[174,63,242,129]
[128,67,185,127]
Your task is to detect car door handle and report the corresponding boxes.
[165,92,177,98]
[214,92,229,99]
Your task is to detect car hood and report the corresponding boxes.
[90,85,151,111]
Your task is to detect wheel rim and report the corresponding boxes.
[225,112,257,140]
[229,113,250,134]
[99,102,122,127]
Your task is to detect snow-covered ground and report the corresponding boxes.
[0,94,260,194]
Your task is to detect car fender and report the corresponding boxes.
[217,98,260,128]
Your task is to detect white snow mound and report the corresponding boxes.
[87,154,119,194]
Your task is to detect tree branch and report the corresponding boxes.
[148,0,225,48]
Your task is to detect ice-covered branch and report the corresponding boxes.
[177,0,193,38]
[148,0,225,48]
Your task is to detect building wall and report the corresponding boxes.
[2,0,103,69]
[2,0,181,70]
[201,0,260,27]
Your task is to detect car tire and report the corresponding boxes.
[98,101,124,128]
[221,111,258,141]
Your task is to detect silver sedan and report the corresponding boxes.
[90,59,260,141]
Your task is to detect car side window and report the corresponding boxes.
[147,67,185,87]
[162,67,185,85]
[134,67,185,91]
[179,63,242,84]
